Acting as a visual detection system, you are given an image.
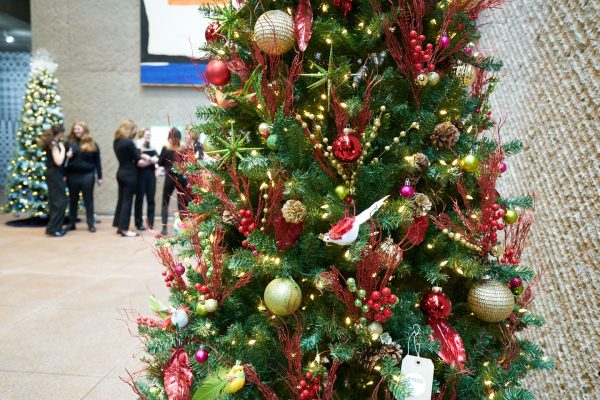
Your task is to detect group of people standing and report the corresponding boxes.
[38,123,102,237]
[39,120,204,238]
[112,120,203,236]
[38,119,204,237]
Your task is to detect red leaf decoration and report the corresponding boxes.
[428,320,466,371]
[406,216,429,246]
[164,349,193,400]
[273,211,304,251]
[295,0,313,52]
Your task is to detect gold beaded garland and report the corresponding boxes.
[468,279,515,322]
[253,10,296,55]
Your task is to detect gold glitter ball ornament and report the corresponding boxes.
[281,199,307,224]
[264,277,302,316]
[253,10,296,56]
[468,279,515,322]
[455,63,477,87]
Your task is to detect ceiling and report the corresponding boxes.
[0,0,30,52]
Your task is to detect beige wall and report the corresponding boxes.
[31,0,210,215]
[480,0,599,397]
[31,0,599,397]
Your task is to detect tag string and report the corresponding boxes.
[407,324,421,358]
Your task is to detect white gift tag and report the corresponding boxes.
[400,355,434,400]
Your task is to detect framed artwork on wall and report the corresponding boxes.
[140,0,225,86]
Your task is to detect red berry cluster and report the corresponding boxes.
[501,247,520,266]
[237,209,256,237]
[298,372,320,400]
[136,315,159,328]
[241,240,259,256]
[409,31,435,76]
[194,283,212,299]
[480,203,505,251]
[332,0,352,15]
[162,269,176,288]
[365,287,397,323]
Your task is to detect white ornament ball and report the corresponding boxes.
[171,309,189,328]
[258,122,271,136]
[367,322,384,337]
[204,298,218,313]
[253,10,296,56]
[428,71,440,85]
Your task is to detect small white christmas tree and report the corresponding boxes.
[5,49,64,217]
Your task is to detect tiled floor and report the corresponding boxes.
[0,214,168,399]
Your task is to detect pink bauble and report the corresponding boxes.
[195,348,208,363]
[174,264,185,275]
[440,34,450,49]
[400,183,415,198]
[499,162,507,173]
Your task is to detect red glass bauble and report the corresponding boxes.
[205,22,223,43]
[332,132,362,162]
[421,287,452,321]
[205,60,231,86]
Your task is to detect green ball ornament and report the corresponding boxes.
[512,285,524,296]
[264,277,302,316]
[266,134,279,150]
[149,386,161,396]
[357,289,367,299]
[359,317,368,325]
[196,302,208,316]
[354,299,363,307]
[461,154,480,172]
[346,277,356,286]
[503,209,518,224]
[334,185,349,200]
[362,305,370,313]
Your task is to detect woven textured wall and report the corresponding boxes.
[480,0,599,397]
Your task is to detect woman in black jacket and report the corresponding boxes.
[38,124,68,237]
[134,127,159,230]
[112,119,151,237]
[65,122,102,232]
[158,127,188,236]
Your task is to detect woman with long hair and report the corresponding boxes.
[184,125,204,160]
[134,128,159,230]
[38,124,69,237]
[65,122,102,232]
[112,119,151,237]
[158,127,188,235]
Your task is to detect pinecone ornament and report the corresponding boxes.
[407,153,430,185]
[222,209,237,225]
[413,193,432,216]
[359,343,404,371]
[281,200,307,224]
[430,122,460,149]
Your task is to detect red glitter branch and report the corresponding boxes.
[154,246,187,290]
[321,360,341,400]
[284,54,305,115]
[244,364,280,400]
[502,209,534,265]
[276,319,304,396]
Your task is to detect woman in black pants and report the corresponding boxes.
[65,121,102,232]
[112,119,151,237]
[159,128,188,236]
[38,124,68,237]
[134,127,159,230]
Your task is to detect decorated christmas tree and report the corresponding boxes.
[5,50,64,217]
[128,1,553,399]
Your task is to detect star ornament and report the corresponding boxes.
[205,123,262,168]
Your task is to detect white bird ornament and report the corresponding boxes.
[320,196,390,246]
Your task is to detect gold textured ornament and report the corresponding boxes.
[281,200,307,224]
[253,10,296,55]
[264,277,302,316]
[416,73,429,86]
[455,63,477,87]
[468,279,515,322]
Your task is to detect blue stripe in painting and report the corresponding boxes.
[141,63,207,85]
